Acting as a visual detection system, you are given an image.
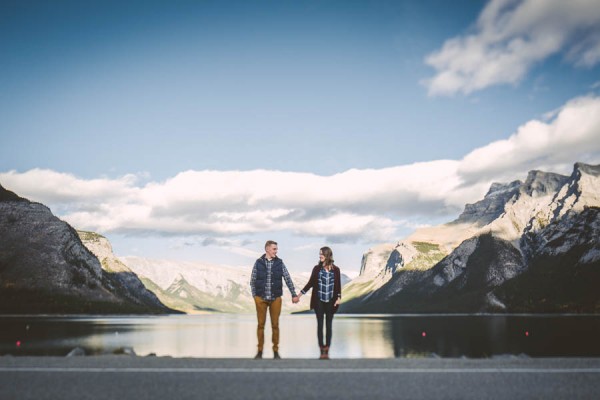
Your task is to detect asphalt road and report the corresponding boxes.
[1,356,600,400]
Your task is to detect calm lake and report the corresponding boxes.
[2,314,600,358]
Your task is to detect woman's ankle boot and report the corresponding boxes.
[319,346,327,360]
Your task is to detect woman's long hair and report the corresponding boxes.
[319,246,334,267]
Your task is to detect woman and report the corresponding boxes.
[298,246,342,360]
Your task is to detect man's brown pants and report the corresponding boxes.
[254,296,282,352]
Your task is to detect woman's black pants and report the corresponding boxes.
[315,299,334,348]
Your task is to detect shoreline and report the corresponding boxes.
[2,312,600,317]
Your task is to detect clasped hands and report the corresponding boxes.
[292,294,340,307]
[292,292,303,304]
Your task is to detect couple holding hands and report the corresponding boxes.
[250,240,342,360]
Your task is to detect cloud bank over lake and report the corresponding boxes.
[3,94,599,245]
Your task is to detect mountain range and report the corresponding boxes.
[117,256,311,314]
[0,182,310,314]
[341,162,600,313]
[119,256,253,314]
[1,162,598,314]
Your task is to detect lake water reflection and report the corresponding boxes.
[2,314,600,358]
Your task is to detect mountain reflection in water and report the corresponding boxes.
[1,314,599,358]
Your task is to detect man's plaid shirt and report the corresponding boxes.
[250,257,297,300]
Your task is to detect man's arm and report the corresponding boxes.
[281,263,297,298]
[250,262,258,297]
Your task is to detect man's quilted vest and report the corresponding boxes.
[254,257,284,298]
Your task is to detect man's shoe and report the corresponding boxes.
[273,351,281,359]
[254,351,263,359]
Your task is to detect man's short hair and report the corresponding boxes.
[265,240,278,249]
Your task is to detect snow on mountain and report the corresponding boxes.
[121,256,251,294]
[119,256,253,313]
[121,256,308,314]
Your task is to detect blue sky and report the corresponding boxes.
[1,0,600,274]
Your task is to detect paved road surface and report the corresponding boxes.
[1,356,600,399]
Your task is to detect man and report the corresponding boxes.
[250,240,299,359]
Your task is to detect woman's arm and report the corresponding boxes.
[334,266,342,306]
[299,266,318,296]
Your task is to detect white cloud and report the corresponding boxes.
[0,162,463,242]
[458,95,600,182]
[424,0,600,96]
[293,242,326,252]
[2,94,600,244]
[0,169,139,203]
[168,236,258,259]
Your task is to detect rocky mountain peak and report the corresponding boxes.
[357,243,397,278]
[166,274,188,292]
[78,231,113,259]
[78,231,130,274]
[574,162,600,177]
[548,162,600,221]
[454,180,521,226]
[487,180,522,197]
[0,182,174,314]
[0,184,26,202]
[521,170,569,197]
[459,168,573,230]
